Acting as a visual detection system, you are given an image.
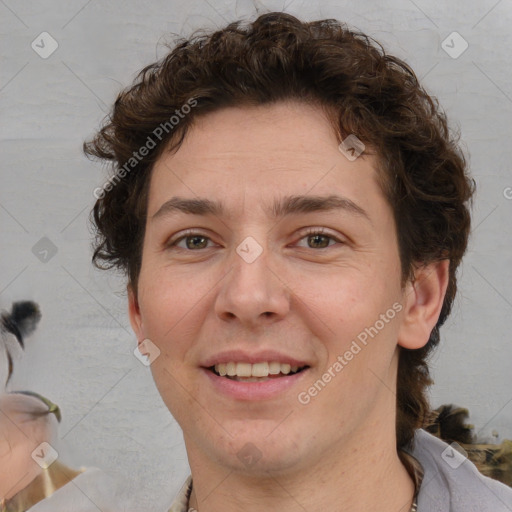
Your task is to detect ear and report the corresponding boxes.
[127,283,144,343]
[397,259,450,350]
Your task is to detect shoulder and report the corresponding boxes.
[409,429,512,512]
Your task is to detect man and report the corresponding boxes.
[84,12,512,512]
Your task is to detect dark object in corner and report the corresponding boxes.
[1,301,42,385]
[426,404,512,487]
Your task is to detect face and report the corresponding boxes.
[129,101,428,475]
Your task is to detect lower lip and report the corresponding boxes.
[201,367,310,401]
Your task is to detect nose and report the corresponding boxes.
[214,236,291,327]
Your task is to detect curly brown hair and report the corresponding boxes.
[84,12,475,450]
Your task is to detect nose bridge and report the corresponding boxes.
[214,231,290,322]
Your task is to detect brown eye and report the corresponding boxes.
[167,231,214,251]
[184,235,209,250]
[296,228,343,249]
[307,233,332,249]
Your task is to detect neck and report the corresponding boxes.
[186,420,415,512]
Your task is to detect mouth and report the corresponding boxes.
[201,361,311,400]
[206,362,310,382]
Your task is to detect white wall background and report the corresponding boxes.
[1,0,511,510]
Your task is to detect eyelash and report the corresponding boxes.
[166,227,343,251]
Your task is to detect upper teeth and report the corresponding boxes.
[214,362,301,378]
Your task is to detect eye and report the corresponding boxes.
[295,227,343,249]
[166,227,344,251]
[167,230,215,251]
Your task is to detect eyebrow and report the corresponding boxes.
[151,194,371,223]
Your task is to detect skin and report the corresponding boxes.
[128,101,449,512]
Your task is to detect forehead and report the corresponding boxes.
[147,101,384,220]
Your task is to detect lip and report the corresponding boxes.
[201,366,310,401]
[200,349,310,368]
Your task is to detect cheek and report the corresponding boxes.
[138,269,203,341]
[297,265,401,366]
[296,267,381,330]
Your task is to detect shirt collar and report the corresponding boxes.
[168,475,193,512]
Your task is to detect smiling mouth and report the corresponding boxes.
[208,364,310,382]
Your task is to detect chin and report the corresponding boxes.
[223,448,304,477]
[207,425,305,475]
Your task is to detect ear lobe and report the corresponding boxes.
[397,259,450,350]
[127,283,144,341]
